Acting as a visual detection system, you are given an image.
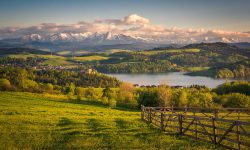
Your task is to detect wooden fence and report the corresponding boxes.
[141,105,250,150]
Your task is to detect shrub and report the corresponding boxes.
[75,87,85,99]
[214,81,250,95]
[223,93,250,108]
[216,68,234,78]
[85,87,102,100]
[102,97,109,105]
[137,88,158,107]
[108,98,116,108]
[0,78,11,91]
[117,82,137,108]
[45,83,53,94]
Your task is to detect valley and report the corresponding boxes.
[0,42,249,80]
[1,1,250,149]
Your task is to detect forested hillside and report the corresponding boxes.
[0,42,249,79]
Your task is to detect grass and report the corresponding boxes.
[7,54,75,66]
[0,91,219,149]
[142,49,201,55]
[107,49,132,54]
[7,54,64,59]
[57,50,90,56]
[185,67,210,72]
[72,55,109,62]
[41,58,74,66]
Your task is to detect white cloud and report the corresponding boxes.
[124,14,150,25]
[0,14,250,43]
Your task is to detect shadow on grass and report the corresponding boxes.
[87,118,103,132]
[62,99,140,112]
[115,118,129,129]
[58,117,73,126]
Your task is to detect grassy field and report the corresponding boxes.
[7,54,74,66]
[72,55,109,62]
[57,50,90,56]
[0,91,219,149]
[141,49,201,55]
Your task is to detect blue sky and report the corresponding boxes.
[0,0,250,31]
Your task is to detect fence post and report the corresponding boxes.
[149,107,152,123]
[141,105,144,120]
[160,112,165,131]
[237,111,240,121]
[195,117,197,140]
[236,121,241,150]
[178,114,183,135]
[214,109,218,118]
[212,117,217,145]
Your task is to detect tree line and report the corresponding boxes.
[0,67,249,109]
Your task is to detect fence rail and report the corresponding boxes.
[141,105,250,150]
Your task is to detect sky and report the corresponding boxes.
[0,0,250,31]
[0,0,250,42]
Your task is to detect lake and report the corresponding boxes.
[107,72,233,88]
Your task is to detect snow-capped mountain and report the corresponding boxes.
[201,37,236,43]
[21,32,93,42]
[1,31,247,51]
[12,31,248,45]
[20,32,153,45]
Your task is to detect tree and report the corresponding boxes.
[84,87,102,100]
[188,89,213,108]
[224,93,250,108]
[76,87,85,96]
[198,92,213,108]
[216,68,234,79]
[102,86,113,100]
[138,88,158,107]
[0,78,11,91]
[45,83,54,94]
[108,98,116,108]
[178,90,188,107]
[157,84,172,107]
[117,82,137,108]
[65,82,75,95]
[22,79,39,92]
[17,69,28,89]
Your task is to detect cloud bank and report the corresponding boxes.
[0,14,250,43]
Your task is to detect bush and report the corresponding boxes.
[137,88,158,107]
[172,89,188,107]
[223,93,250,108]
[22,79,39,92]
[216,68,234,78]
[45,83,53,94]
[75,87,85,99]
[102,97,109,105]
[117,82,137,108]
[214,81,250,95]
[187,89,213,108]
[85,87,102,100]
[108,98,116,108]
[0,78,11,91]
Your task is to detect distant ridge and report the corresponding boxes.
[0,47,52,55]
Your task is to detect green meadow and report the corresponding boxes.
[0,91,219,149]
[72,55,109,62]
[7,54,74,66]
[141,49,201,55]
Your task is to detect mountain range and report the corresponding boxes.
[0,31,249,51]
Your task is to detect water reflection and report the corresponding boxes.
[107,72,234,88]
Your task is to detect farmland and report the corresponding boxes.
[0,91,218,149]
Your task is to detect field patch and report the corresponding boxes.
[72,55,109,62]
[142,49,201,55]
